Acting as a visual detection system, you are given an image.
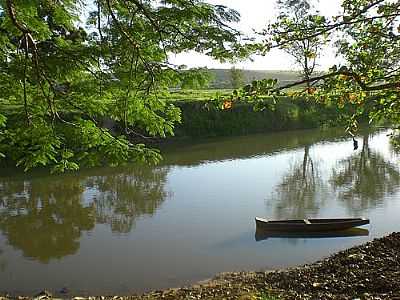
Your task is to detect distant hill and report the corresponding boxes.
[208,69,302,89]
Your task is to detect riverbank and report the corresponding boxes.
[2,232,400,300]
[172,98,342,138]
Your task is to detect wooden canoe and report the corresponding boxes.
[255,217,369,232]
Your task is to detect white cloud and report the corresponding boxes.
[169,0,343,71]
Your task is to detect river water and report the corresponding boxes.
[1,128,400,295]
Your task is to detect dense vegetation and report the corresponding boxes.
[253,0,400,134]
[2,0,400,172]
[0,0,249,172]
[173,97,345,137]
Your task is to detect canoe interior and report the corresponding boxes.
[261,218,367,224]
[266,220,306,224]
[309,218,366,223]
[255,217,370,232]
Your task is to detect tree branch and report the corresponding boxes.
[6,0,29,34]
[275,68,400,92]
[269,11,400,49]
[105,0,156,91]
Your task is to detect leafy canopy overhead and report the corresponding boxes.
[3,0,400,172]
[0,0,247,172]
[249,0,400,133]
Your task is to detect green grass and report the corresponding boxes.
[163,88,233,101]
[163,86,308,102]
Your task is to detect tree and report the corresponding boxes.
[229,66,244,89]
[271,0,324,86]
[0,0,246,172]
[180,68,214,90]
[243,0,400,134]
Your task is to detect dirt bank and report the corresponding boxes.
[2,232,400,300]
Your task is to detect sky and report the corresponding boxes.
[169,0,343,71]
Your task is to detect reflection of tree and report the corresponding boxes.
[0,165,169,262]
[0,179,95,263]
[87,166,169,233]
[268,145,326,219]
[330,134,400,212]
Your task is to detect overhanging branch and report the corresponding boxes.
[275,68,400,92]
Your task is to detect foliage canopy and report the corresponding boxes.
[250,0,400,133]
[0,0,246,172]
[3,0,400,171]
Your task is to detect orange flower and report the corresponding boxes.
[307,87,316,94]
[223,100,233,110]
[348,93,357,101]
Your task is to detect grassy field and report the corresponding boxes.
[163,87,306,102]
[163,89,234,101]
[208,68,302,89]
[163,69,305,101]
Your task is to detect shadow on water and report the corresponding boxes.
[0,166,169,262]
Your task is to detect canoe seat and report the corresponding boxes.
[304,219,311,224]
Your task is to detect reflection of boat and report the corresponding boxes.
[255,227,369,241]
[255,217,370,232]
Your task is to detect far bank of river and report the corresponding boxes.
[169,98,345,138]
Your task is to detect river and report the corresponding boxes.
[0,128,399,295]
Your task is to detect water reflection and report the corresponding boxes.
[267,145,327,218]
[0,179,95,263]
[0,248,6,272]
[330,133,400,212]
[87,166,169,233]
[266,131,400,218]
[161,128,349,167]
[255,228,369,241]
[0,166,169,262]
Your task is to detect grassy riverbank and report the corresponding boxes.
[171,97,347,138]
[3,232,400,299]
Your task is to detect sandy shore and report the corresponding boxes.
[2,232,400,300]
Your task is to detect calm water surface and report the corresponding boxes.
[1,128,400,295]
